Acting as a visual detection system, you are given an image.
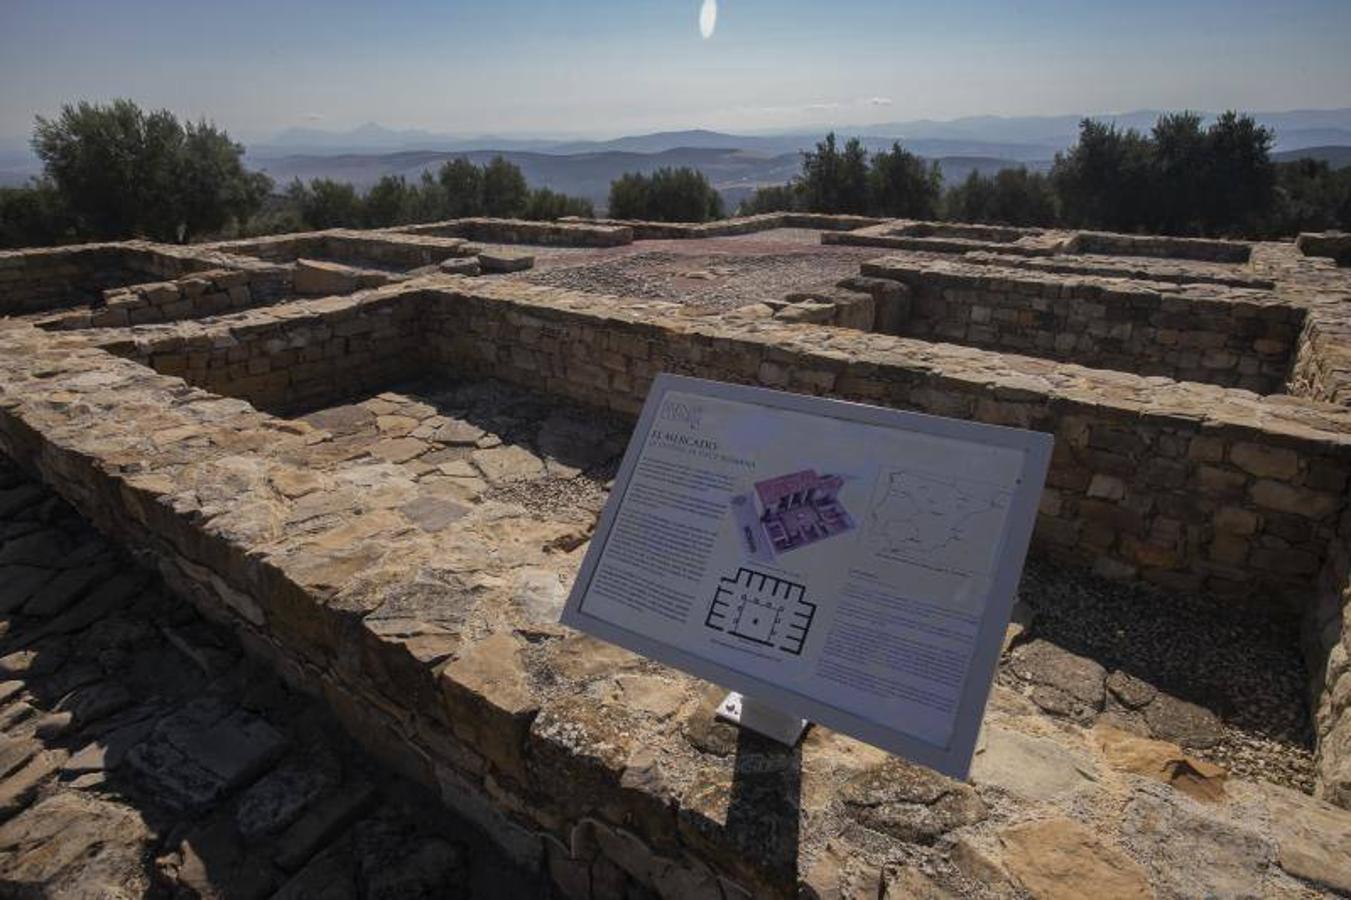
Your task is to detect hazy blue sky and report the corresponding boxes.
[2,0,1349,141]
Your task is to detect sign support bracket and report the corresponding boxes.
[716,691,808,746]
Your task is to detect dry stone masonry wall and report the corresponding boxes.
[859,256,1302,391]
[3,215,1351,897]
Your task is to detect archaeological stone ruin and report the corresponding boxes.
[1,213,1350,897]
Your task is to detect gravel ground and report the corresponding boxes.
[1004,555,1315,793]
[520,246,877,311]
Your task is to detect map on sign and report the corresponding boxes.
[866,470,1012,576]
[561,374,1052,778]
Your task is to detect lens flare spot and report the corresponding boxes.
[699,0,718,39]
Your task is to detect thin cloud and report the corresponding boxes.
[869,97,893,106]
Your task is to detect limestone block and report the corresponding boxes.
[998,818,1152,900]
[478,251,535,273]
[293,259,361,296]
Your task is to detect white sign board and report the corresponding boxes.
[561,374,1052,778]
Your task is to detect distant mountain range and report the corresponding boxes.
[250,108,1351,158]
[3,108,1349,204]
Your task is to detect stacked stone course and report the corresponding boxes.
[42,265,291,330]
[860,256,1301,391]
[0,241,248,316]
[3,215,1351,897]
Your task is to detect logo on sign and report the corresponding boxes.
[659,399,704,431]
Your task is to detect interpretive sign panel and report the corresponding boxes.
[560,374,1052,778]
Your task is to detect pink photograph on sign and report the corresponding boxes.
[747,468,855,555]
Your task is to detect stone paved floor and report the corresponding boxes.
[515,229,881,311]
[0,454,552,899]
[289,378,631,528]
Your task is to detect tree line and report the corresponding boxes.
[741,115,1351,237]
[0,100,595,249]
[3,101,1349,250]
[266,159,594,233]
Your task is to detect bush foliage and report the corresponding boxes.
[737,115,1351,237]
[0,101,594,247]
[607,168,724,221]
[19,99,271,245]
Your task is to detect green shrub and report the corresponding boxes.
[607,167,724,221]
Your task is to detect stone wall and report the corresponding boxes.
[823,221,1069,256]
[1297,231,1351,266]
[206,229,480,269]
[5,273,1351,895]
[0,319,769,897]
[860,256,1302,392]
[1068,231,1252,263]
[41,264,291,330]
[0,242,228,316]
[424,279,1351,605]
[1309,517,1351,807]
[100,275,1351,607]
[566,213,885,240]
[392,218,634,247]
[97,277,1351,811]
[103,283,424,414]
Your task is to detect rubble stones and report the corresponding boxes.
[0,464,540,897]
[1008,639,1106,722]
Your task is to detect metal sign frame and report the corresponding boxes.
[561,373,1052,778]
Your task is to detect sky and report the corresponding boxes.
[1,0,1349,143]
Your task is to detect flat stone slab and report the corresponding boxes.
[477,250,535,273]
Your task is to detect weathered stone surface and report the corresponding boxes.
[399,490,470,533]
[840,759,987,843]
[0,566,55,613]
[128,698,287,809]
[478,250,535,273]
[970,725,1096,801]
[0,748,68,817]
[0,792,153,895]
[1119,791,1269,898]
[293,258,364,295]
[1141,693,1223,749]
[471,444,545,483]
[440,633,538,780]
[1008,639,1106,721]
[511,567,567,624]
[1105,669,1158,710]
[1260,781,1351,895]
[161,814,284,900]
[22,563,108,617]
[803,841,883,900]
[236,763,334,839]
[1093,725,1227,802]
[273,781,378,872]
[999,818,1153,900]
